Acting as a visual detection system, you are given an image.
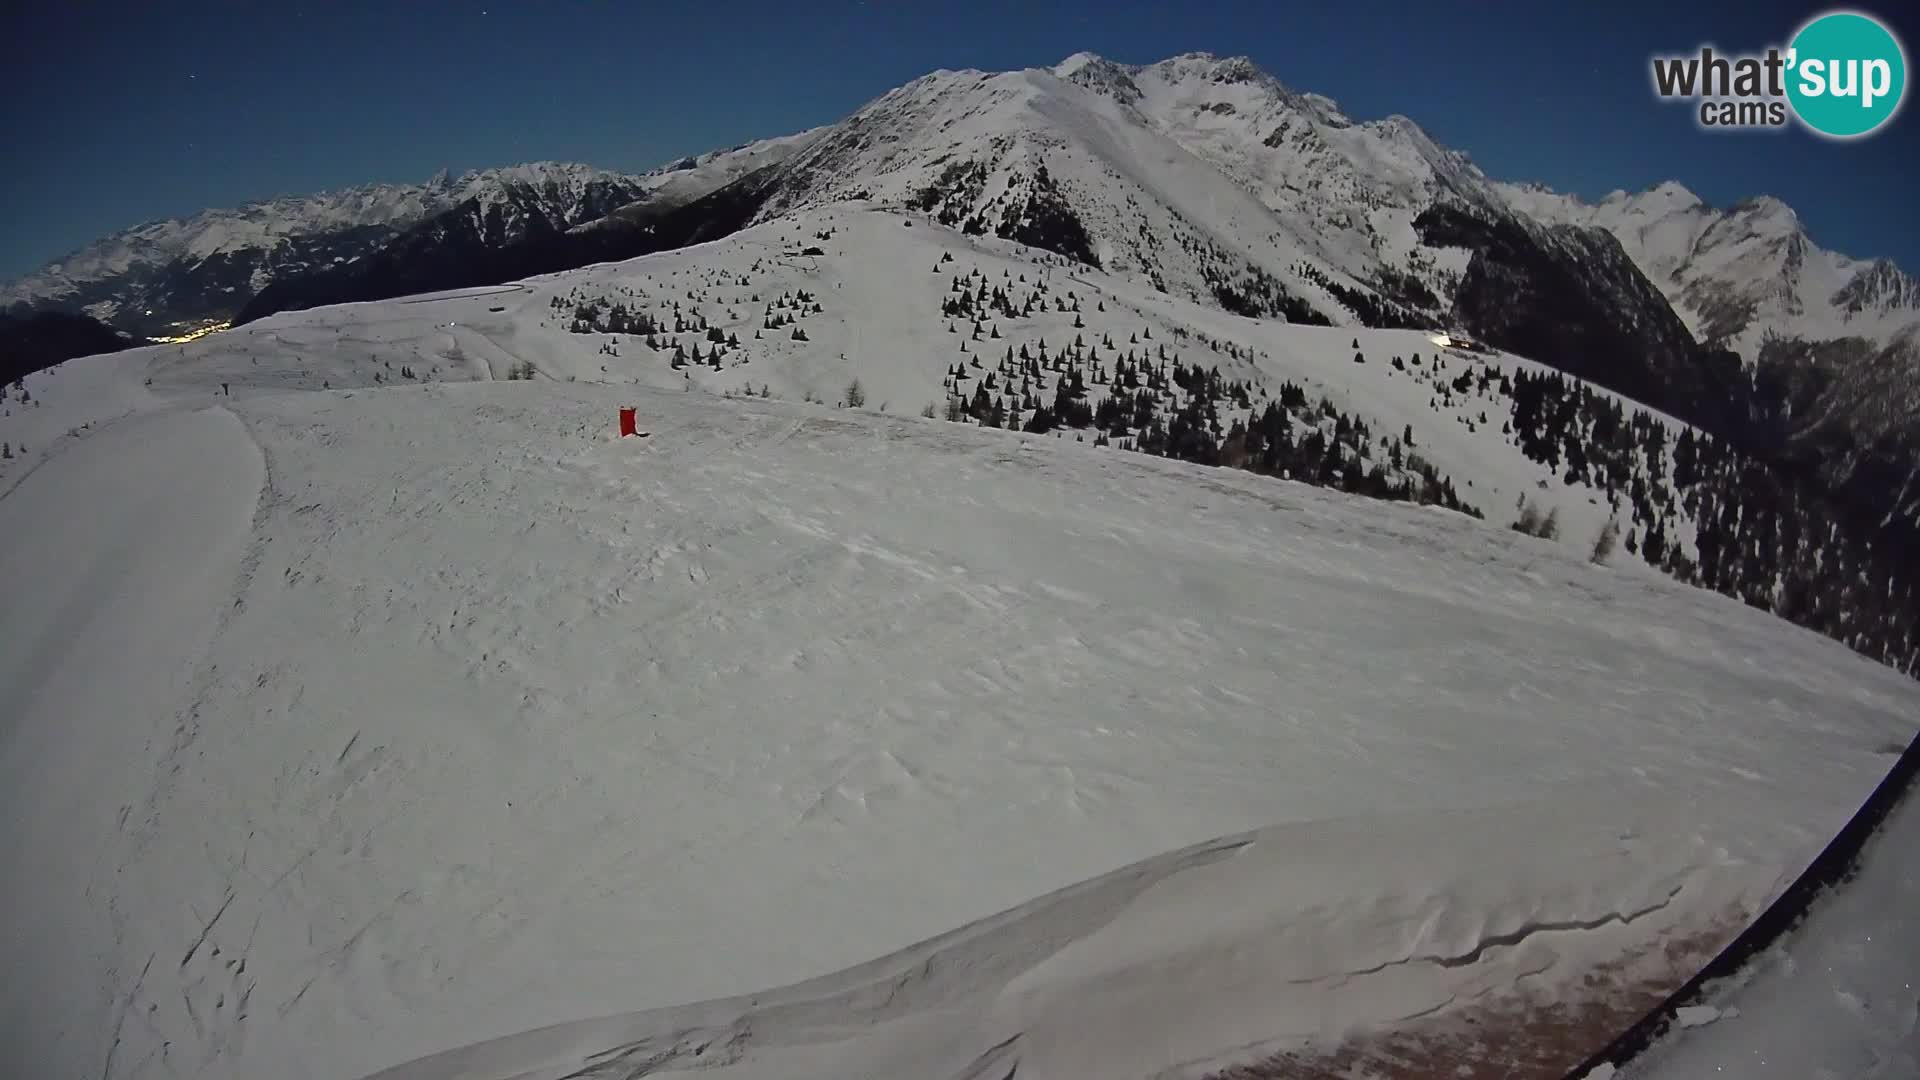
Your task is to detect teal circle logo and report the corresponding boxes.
[1786,11,1907,138]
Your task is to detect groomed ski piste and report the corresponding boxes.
[4,207,1918,1079]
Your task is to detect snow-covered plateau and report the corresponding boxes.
[3,204,1916,1080]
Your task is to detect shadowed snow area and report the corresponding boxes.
[2,378,1913,1080]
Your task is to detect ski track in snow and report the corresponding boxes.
[1,206,1917,1080]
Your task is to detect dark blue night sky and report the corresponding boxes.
[4,0,1914,279]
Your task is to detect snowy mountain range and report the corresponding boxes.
[747,51,1917,536]
[1499,180,1920,358]
[1,52,1902,354]
[755,53,1915,395]
[10,52,1911,364]
[5,51,1916,526]
[0,137,815,339]
[1498,178,1920,525]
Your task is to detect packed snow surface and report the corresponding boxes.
[3,208,1917,1079]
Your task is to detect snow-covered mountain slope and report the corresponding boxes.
[0,138,815,339]
[191,53,1914,586]
[753,52,1486,329]
[1103,52,1512,266]
[87,208,1665,569]
[5,332,1916,1080]
[732,51,1914,534]
[14,52,1910,458]
[580,128,825,230]
[16,205,1916,671]
[190,55,1823,561]
[1500,180,1920,359]
[22,51,1906,514]
[7,201,1920,1079]
[1500,179,1920,529]
[670,52,1791,515]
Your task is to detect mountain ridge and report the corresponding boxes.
[1,137,817,337]
[10,51,1916,535]
[10,51,1909,358]
[211,49,1920,673]
[1496,178,1920,355]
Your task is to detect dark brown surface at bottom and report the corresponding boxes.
[1203,916,1740,1080]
